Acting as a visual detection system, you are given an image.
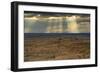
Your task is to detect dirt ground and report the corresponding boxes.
[24,34,90,62]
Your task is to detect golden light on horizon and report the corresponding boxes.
[25,16,38,20]
[48,17,57,19]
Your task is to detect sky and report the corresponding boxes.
[24,12,90,33]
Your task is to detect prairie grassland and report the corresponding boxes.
[24,34,90,62]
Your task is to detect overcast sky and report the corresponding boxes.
[24,12,90,33]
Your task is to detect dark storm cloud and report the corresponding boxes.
[24,11,90,18]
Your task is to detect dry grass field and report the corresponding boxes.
[24,33,90,62]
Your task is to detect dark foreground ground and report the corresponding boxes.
[24,33,90,62]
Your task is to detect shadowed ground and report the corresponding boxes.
[24,33,90,62]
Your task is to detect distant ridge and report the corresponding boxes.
[24,33,90,38]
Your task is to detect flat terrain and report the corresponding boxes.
[24,33,90,62]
